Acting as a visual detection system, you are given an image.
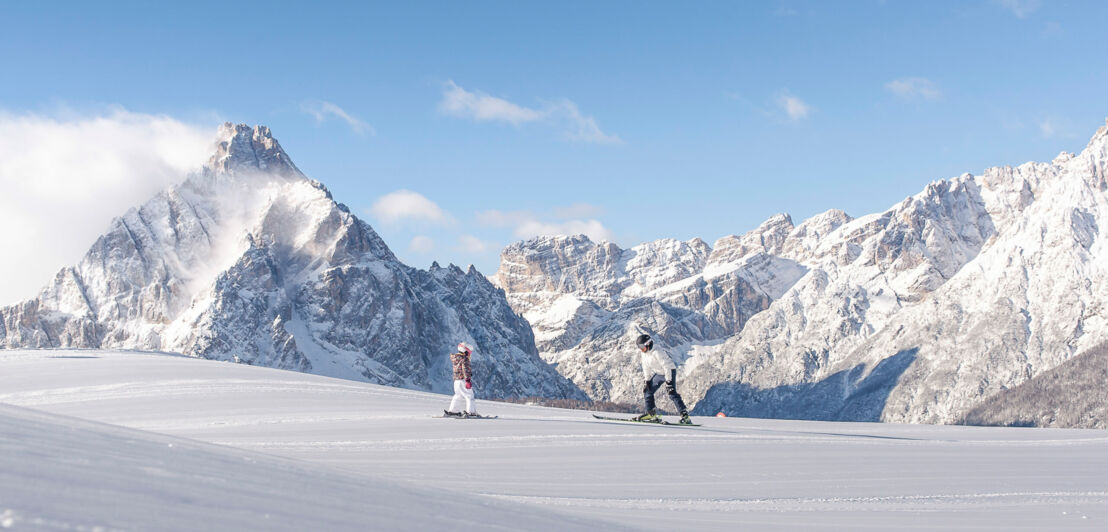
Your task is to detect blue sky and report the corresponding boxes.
[2,0,1107,301]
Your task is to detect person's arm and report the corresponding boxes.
[464,356,473,387]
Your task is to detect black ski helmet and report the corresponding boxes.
[636,334,653,350]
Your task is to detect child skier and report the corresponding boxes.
[445,342,479,418]
[634,333,692,425]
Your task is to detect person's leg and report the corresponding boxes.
[449,380,465,412]
[462,385,477,414]
[666,386,688,414]
[642,374,661,412]
[664,370,688,414]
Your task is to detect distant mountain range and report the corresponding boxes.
[0,123,583,400]
[6,120,1106,428]
[495,119,1108,427]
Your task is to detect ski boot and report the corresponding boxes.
[633,410,660,422]
[678,411,693,425]
[463,411,480,419]
[444,410,463,417]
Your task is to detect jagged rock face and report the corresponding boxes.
[499,119,1108,426]
[0,123,583,400]
[496,231,814,405]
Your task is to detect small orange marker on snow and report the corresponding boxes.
[716,412,727,417]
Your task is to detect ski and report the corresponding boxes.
[438,411,498,419]
[591,414,700,427]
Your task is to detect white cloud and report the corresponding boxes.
[438,81,622,144]
[885,77,942,100]
[996,0,1041,18]
[476,204,606,226]
[777,93,812,121]
[514,219,615,242]
[457,234,495,254]
[1039,119,1056,138]
[476,207,614,242]
[301,100,374,135]
[369,190,452,225]
[549,99,624,144]
[439,81,545,125]
[0,108,215,305]
[551,203,605,219]
[475,209,534,228]
[1037,116,1077,139]
[409,235,434,253]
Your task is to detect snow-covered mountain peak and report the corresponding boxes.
[1,124,581,401]
[204,122,303,180]
[514,233,613,251]
[708,212,795,266]
[1087,117,1108,147]
[762,212,794,228]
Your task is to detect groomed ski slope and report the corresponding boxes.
[1,350,1106,531]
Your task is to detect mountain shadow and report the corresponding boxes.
[959,342,1108,429]
[692,348,918,421]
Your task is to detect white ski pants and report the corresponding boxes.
[449,379,476,413]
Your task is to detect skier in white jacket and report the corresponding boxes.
[634,333,692,424]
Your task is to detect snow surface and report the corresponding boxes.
[2,350,1106,530]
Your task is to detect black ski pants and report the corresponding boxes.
[643,369,687,413]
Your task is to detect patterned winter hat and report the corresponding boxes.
[457,342,473,355]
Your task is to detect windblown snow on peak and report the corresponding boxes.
[205,123,302,178]
[0,124,583,400]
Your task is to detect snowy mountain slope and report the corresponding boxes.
[2,350,1106,530]
[498,120,1108,426]
[0,123,581,400]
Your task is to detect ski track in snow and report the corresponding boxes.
[2,349,1107,531]
[483,491,1108,510]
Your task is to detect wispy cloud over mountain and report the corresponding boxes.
[301,100,374,135]
[368,190,453,225]
[439,81,622,144]
[996,0,1041,18]
[0,107,214,305]
[477,204,614,242]
[777,93,813,121]
[886,77,942,100]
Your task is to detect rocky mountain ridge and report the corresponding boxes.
[496,119,1108,426]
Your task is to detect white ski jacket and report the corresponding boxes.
[640,346,677,380]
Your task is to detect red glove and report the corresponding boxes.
[465,379,472,389]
